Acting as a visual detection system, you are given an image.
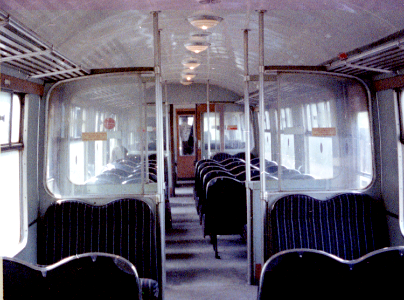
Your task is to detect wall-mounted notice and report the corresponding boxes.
[227,125,238,130]
[82,132,108,141]
[312,127,337,137]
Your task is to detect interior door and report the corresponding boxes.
[176,109,196,179]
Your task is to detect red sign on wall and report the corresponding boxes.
[103,118,116,130]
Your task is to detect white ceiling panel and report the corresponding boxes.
[1,0,404,95]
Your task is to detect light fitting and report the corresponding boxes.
[182,57,201,69]
[180,79,194,86]
[188,14,223,30]
[184,40,210,54]
[181,70,196,81]
[197,0,221,4]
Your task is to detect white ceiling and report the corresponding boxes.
[1,0,404,96]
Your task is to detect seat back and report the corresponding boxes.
[204,176,246,236]
[212,152,232,161]
[267,193,389,260]
[39,198,158,282]
[3,253,142,300]
[258,247,404,299]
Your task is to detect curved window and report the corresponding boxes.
[263,72,372,191]
[46,73,156,198]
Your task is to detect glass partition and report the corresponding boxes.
[46,73,156,197]
[202,103,254,158]
[263,72,372,191]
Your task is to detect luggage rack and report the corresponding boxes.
[0,11,89,82]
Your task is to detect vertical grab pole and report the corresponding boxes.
[257,9,267,283]
[141,81,147,194]
[207,79,211,159]
[153,11,166,298]
[164,81,173,196]
[243,28,253,283]
[259,10,266,200]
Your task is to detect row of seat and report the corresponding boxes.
[194,157,267,258]
[85,157,158,185]
[211,152,315,180]
[195,155,304,258]
[257,192,390,298]
[3,253,143,300]
[37,198,160,300]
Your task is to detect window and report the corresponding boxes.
[263,72,372,191]
[0,91,25,256]
[202,104,255,158]
[46,74,153,197]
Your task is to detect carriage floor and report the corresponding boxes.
[165,182,258,300]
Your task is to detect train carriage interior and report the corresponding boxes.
[2,0,404,299]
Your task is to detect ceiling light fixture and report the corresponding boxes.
[188,14,223,30]
[181,70,196,81]
[184,34,211,54]
[182,57,201,69]
[180,79,194,86]
[197,0,221,4]
[184,40,210,54]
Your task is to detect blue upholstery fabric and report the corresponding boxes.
[39,198,158,283]
[258,247,404,299]
[267,193,388,260]
[203,176,247,258]
[3,253,142,300]
[211,152,232,161]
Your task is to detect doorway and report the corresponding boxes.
[176,109,196,179]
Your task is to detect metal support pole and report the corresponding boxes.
[244,29,251,184]
[141,81,147,194]
[164,82,173,196]
[153,11,166,298]
[258,10,267,201]
[243,28,253,284]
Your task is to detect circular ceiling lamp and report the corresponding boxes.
[184,40,210,54]
[184,33,211,54]
[181,57,201,69]
[188,14,223,30]
[181,70,196,81]
[197,0,221,4]
[180,79,194,86]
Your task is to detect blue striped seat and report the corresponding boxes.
[39,198,159,299]
[3,253,142,300]
[267,193,389,260]
[258,247,404,299]
[204,176,247,258]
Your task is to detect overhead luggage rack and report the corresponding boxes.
[322,29,404,77]
[0,12,89,82]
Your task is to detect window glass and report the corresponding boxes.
[264,111,271,161]
[0,91,24,256]
[46,74,155,197]
[263,72,372,191]
[202,111,220,158]
[179,115,195,156]
[0,151,21,256]
[0,91,11,144]
[202,104,254,158]
[224,110,254,154]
